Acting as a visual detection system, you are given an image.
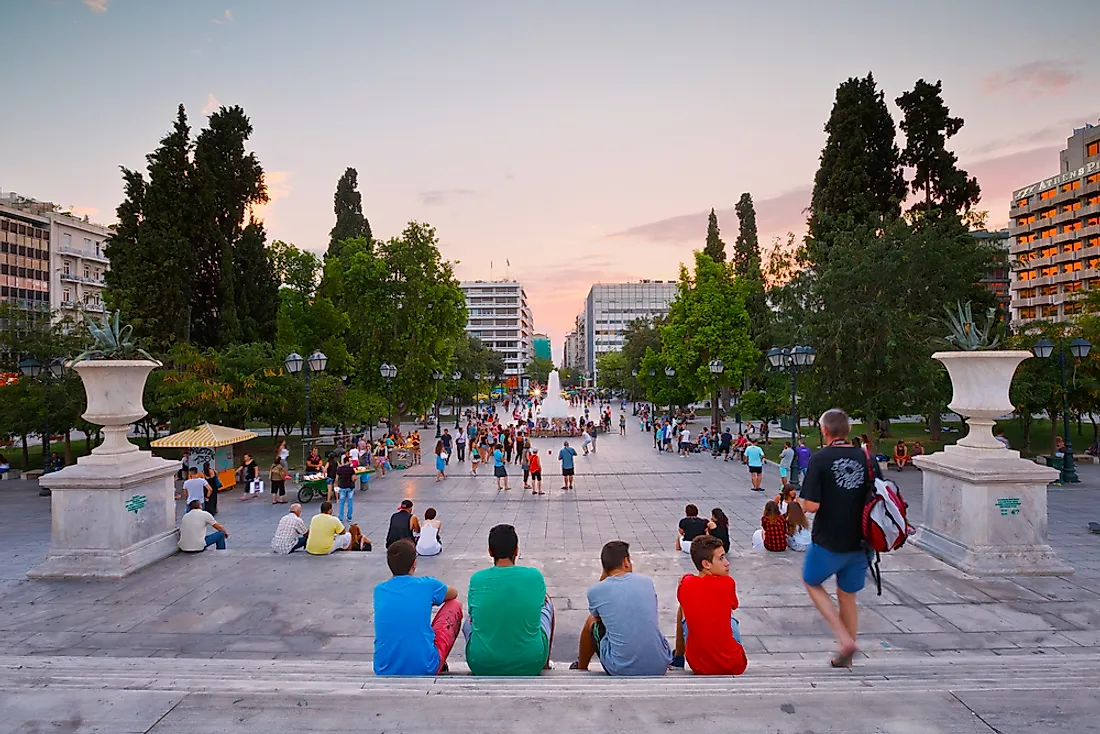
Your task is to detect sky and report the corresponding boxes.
[3,0,1100,363]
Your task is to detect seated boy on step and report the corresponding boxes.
[671,535,748,675]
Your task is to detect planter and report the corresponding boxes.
[72,359,161,456]
[933,350,1030,451]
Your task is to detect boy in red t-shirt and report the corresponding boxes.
[670,535,747,675]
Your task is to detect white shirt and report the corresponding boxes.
[680,429,691,444]
[271,513,309,554]
[179,509,217,551]
[417,520,442,556]
[183,477,208,504]
[348,448,360,463]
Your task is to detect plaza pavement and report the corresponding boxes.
[1,411,1100,731]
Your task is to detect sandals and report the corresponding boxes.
[830,644,857,668]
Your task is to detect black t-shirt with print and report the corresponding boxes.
[798,445,879,553]
[679,516,709,541]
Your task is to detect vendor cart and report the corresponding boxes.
[151,423,258,490]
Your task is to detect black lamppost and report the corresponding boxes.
[664,366,675,416]
[631,369,639,414]
[1033,336,1091,484]
[708,359,724,434]
[766,345,816,441]
[473,372,481,411]
[380,363,398,435]
[284,350,327,465]
[432,370,444,438]
[731,392,742,436]
[20,357,65,496]
[452,370,462,428]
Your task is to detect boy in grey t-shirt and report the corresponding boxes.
[571,540,672,675]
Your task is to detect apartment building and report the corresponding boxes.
[562,312,586,372]
[532,333,551,362]
[460,280,534,381]
[1009,124,1100,325]
[0,200,51,319]
[51,213,110,320]
[973,229,1011,316]
[585,280,677,378]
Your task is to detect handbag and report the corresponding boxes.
[249,479,264,495]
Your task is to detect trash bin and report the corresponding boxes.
[1045,455,1064,471]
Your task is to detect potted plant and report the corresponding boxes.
[933,301,1028,451]
[70,311,161,456]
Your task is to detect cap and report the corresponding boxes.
[400,499,413,509]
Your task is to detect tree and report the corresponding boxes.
[896,79,981,216]
[732,193,763,281]
[191,105,269,348]
[703,208,726,263]
[660,252,757,402]
[269,240,321,300]
[595,351,629,391]
[807,73,905,259]
[328,167,371,260]
[638,347,694,411]
[527,356,554,386]
[105,105,195,349]
[622,316,663,373]
[233,217,279,344]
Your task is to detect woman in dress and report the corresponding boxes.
[202,461,221,515]
[434,440,447,482]
[416,507,442,556]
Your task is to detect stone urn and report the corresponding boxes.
[911,350,1068,576]
[933,350,1031,452]
[73,359,162,456]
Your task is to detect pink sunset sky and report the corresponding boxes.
[3,0,1099,362]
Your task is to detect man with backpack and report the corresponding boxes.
[796,408,883,669]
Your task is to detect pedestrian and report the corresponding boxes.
[795,439,812,486]
[238,454,259,501]
[779,441,795,485]
[201,461,221,515]
[494,443,510,490]
[471,441,481,475]
[528,447,544,495]
[441,429,453,465]
[270,457,288,505]
[435,439,447,482]
[335,454,356,523]
[456,431,467,463]
[559,440,578,490]
[798,408,881,669]
[522,446,532,490]
[744,440,765,492]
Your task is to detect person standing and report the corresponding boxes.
[435,440,447,482]
[202,462,221,515]
[718,427,732,462]
[528,448,544,496]
[238,454,259,501]
[493,445,510,491]
[744,440,765,492]
[441,429,453,465]
[778,441,795,485]
[335,455,356,523]
[455,431,466,463]
[558,441,577,491]
[270,457,288,505]
[183,467,212,510]
[795,439,812,486]
[619,414,627,435]
[798,408,880,669]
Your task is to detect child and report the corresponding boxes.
[670,535,747,675]
[752,501,788,552]
[786,501,812,552]
[471,443,481,475]
[774,484,798,515]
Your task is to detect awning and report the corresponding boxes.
[150,423,258,448]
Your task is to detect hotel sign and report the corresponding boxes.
[1014,160,1100,200]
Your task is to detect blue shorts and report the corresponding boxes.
[802,543,868,593]
[779,467,789,479]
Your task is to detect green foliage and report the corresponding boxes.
[896,79,981,216]
[527,356,555,386]
[595,351,629,391]
[732,193,763,282]
[941,301,1002,351]
[660,252,757,400]
[638,347,695,409]
[703,208,726,263]
[73,310,155,362]
[327,167,371,260]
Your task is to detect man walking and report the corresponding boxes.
[718,426,732,461]
[744,440,765,491]
[797,409,879,669]
[441,429,453,465]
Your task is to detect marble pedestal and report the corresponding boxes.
[911,444,1071,576]
[28,450,179,580]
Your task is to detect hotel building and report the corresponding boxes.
[585,280,678,380]
[460,280,534,382]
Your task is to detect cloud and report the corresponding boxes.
[201,93,221,116]
[419,189,477,206]
[83,0,108,12]
[609,187,811,247]
[250,171,292,225]
[981,60,1083,99]
[212,9,233,24]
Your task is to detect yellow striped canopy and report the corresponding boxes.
[150,423,257,448]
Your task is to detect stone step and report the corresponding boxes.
[3,653,1097,697]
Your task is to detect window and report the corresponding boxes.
[1064,281,1083,294]
[1088,195,1100,206]
[1018,287,1038,298]
[1089,173,1100,185]
[1018,232,1037,244]
[1040,188,1057,200]
[1040,266,1059,277]
[1089,237,1100,249]
[1064,241,1083,253]
[1040,208,1057,219]
[1041,227,1058,239]
[1088,141,1100,157]
[83,266,90,279]
[1040,245,1059,258]
[63,262,70,275]
[1016,197,1030,207]
[1065,301,1082,315]
[1088,217,1100,228]
[63,233,71,247]
[1019,306,1037,319]
[1063,180,1081,193]
[1041,304,1059,318]
[1065,221,1083,233]
[1064,201,1082,213]
[1065,261,1083,273]
[1041,284,1059,296]
[63,290,70,302]
[1090,257,1100,270]
[1018,214,1037,225]
[94,241,100,257]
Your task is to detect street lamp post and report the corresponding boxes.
[1032,336,1091,484]
[708,359,724,434]
[452,371,462,428]
[380,363,398,436]
[664,366,675,416]
[432,370,444,438]
[731,392,742,436]
[631,369,639,414]
[766,345,816,442]
[20,357,65,496]
[473,372,481,412]
[284,350,327,465]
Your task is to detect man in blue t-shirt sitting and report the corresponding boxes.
[373,539,463,676]
[571,540,672,675]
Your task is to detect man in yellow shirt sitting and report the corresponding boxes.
[306,501,352,554]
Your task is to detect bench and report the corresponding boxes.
[23,469,45,479]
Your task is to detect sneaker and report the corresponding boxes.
[568,661,580,670]
[669,654,685,669]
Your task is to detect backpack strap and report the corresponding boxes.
[864,547,883,596]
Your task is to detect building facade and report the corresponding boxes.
[562,312,586,372]
[1009,124,1100,325]
[460,280,534,381]
[0,200,51,320]
[973,229,1011,316]
[51,213,110,320]
[532,333,551,362]
[585,280,677,379]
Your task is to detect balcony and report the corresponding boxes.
[55,244,109,263]
[60,272,79,283]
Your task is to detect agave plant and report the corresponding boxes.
[942,301,1002,351]
[73,310,155,362]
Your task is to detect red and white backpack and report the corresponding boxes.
[861,455,914,594]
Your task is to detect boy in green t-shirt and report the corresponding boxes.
[464,524,555,675]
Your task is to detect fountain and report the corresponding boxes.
[539,370,572,418]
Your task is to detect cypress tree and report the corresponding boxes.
[233,217,279,344]
[896,79,981,216]
[732,193,763,281]
[703,208,726,263]
[328,167,371,259]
